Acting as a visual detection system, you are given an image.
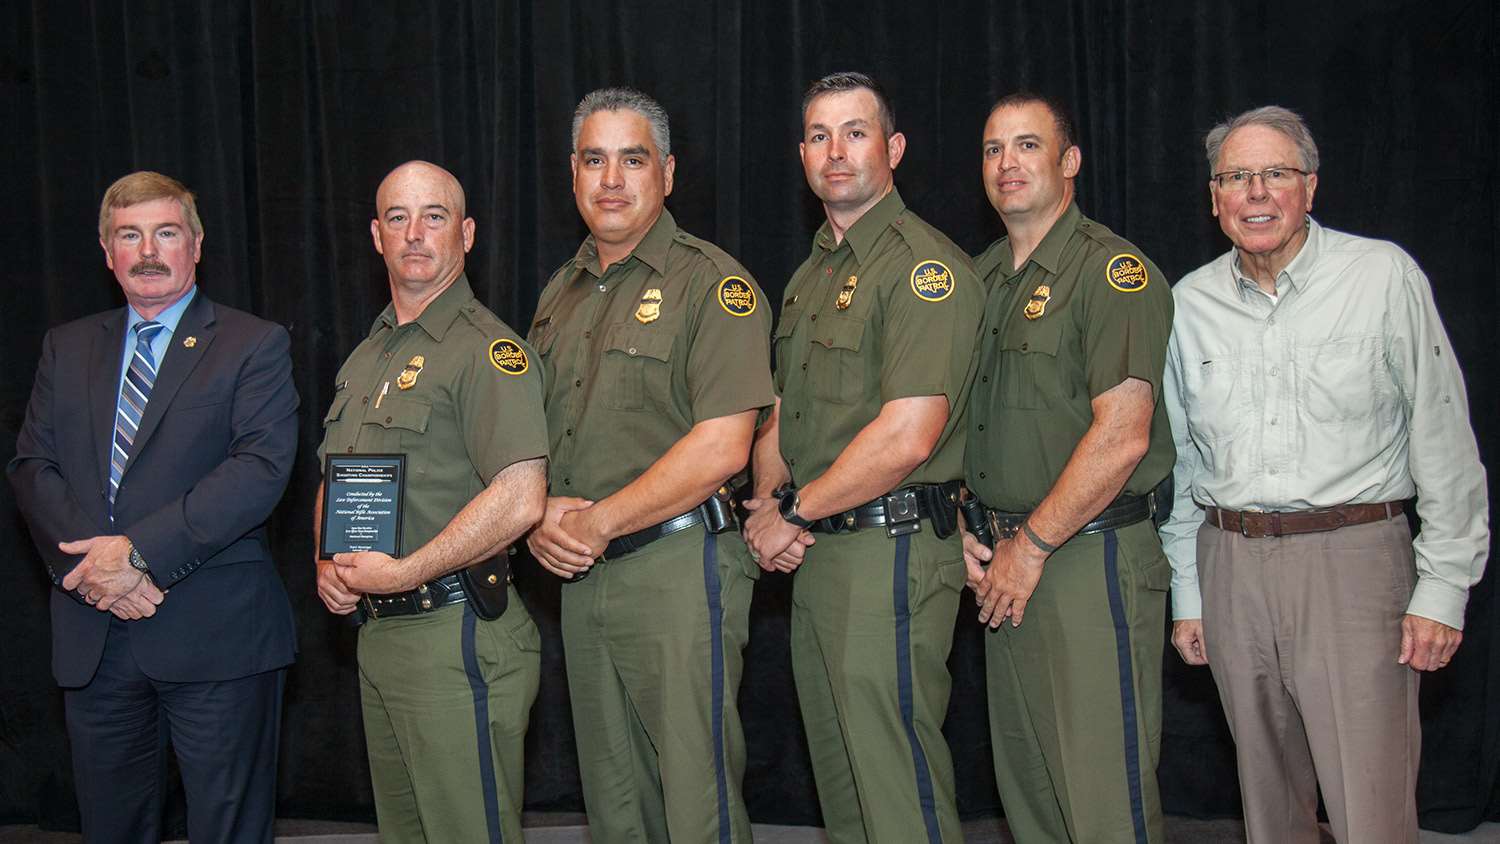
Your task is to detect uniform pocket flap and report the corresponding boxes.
[371,396,431,433]
[997,320,1062,356]
[809,314,864,352]
[321,394,351,427]
[604,323,674,361]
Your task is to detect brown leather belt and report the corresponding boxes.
[1205,502,1403,538]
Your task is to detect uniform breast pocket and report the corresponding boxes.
[1295,334,1389,425]
[807,314,865,405]
[995,323,1062,411]
[601,323,674,411]
[773,307,804,378]
[363,395,433,471]
[322,394,351,429]
[1183,355,1250,442]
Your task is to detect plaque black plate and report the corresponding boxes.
[320,454,406,559]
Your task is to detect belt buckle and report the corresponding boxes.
[1239,510,1271,538]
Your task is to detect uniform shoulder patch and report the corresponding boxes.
[487,338,529,375]
[716,275,757,317]
[1106,253,1149,293]
[909,259,956,302]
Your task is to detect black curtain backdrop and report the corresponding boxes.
[3,0,1496,835]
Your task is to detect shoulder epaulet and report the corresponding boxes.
[672,229,746,280]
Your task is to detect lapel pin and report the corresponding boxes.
[183,336,197,348]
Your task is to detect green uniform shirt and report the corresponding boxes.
[965,203,1175,511]
[528,209,775,502]
[774,188,983,485]
[318,275,549,556]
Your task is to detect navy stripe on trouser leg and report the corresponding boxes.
[701,531,732,844]
[892,532,943,844]
[1103,530,1149,844]
[461,604,504,844]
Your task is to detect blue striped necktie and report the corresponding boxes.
[110,320,165,512]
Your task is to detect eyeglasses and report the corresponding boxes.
[1211,167,1308,191]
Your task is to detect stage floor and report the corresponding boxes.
[3,815,1499,842]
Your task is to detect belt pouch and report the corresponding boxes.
[882,488,923,538]
[458,554,510,620]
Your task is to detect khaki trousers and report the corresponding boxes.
[986,520,1168,844]
[561,527,756,844]
[358,586,541,844]
[1199,514,1420,844]
[791,527,966,844]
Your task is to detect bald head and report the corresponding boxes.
[371,160,475,294]
[376,160,467,219]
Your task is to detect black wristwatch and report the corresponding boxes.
[778,489,815,529]
[127,543,151,577]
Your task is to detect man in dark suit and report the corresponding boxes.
[8,171,299,844]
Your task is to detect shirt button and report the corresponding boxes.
[1269,468,1278,475]
[981,375,989,383]
[575,379,583,387]
[1267,317,1276,327]
[810,314,818,322]
[598,284,606,292]
[979,472,987,479]
[794,412,801,419]
[564,478,571,485]
[584,331,591,339]
[1020,342,1029,351]
[825,267,832,276]
[991,327,999,335]
[566,428,574,436]
[977,424,985,431]
[384,351,392,359]
[362,396,369,405]
[1270,365,1280,376]
[628,347,637,355]
[801,363,807,370]
[346,446,354,453]
[385,416,392,423]
[1269,418,1278,426]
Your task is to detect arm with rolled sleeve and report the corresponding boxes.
[1388,263,1489,630]
[126,324,299,586]
[1160,328,1207,621]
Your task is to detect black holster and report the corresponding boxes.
[959,492,994,547]
[458,551,510,620]
[1149,474,1174,529]
[918,482,961,540]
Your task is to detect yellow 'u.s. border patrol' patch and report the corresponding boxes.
[1106,253,1149,293]
[488,338,529,375]
[717,276,757,317]
[910,260,955,302]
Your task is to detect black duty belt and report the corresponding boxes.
[363,573,470,619]
[794,481,961,539]
[975,483,1169,547]
[568,491,738,583]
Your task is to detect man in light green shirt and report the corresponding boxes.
[1161,106,1489,844]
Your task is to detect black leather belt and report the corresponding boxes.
[362,573,469,619]
[799,481,961,538]
[602,509,709,560]
[567,492,738,583]
[980,488,1164,544]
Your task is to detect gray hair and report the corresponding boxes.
[1204,105,1320,174]
[571,87,671,162]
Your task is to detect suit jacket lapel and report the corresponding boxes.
[124,294,217,478]
[91,311,127,490]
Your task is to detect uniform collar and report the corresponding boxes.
[975,202,1083,282]
[373,273,475,341]
[574,208,677,278]
[814,187,906,264]
[1231,216,1321,301]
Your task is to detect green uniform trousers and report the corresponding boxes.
[791,526,966,844]
[986,520,1167,844]
[561,527,755,844]
[358,585,541,844]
